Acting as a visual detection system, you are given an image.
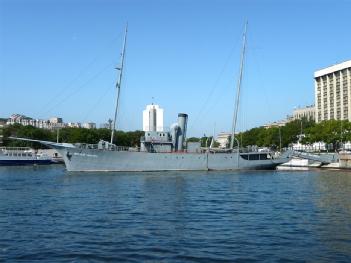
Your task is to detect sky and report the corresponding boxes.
[0,0,350,137]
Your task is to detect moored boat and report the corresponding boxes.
[0,147,54,166]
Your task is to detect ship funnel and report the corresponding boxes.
[177,113,188,151]
[149,106,157,131]
[170,123,179,151]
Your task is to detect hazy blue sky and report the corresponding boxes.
[1,0,350,136]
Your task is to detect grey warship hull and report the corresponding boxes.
[53,145,289,172]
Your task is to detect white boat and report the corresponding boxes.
[0,147,53,166]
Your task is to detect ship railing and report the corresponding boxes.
[287,145,334,153]
[201,147,259,153]
[114,146,138,152]
[0,147,32,151]
[74,143,141,152]
[103,145,140,152]
[75,143,99,150]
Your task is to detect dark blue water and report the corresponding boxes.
[1,165,351,262]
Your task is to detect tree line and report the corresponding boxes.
[2,124,144,149]
[2,119,351,149]
[190,119,351,149]
[237,119,351,149]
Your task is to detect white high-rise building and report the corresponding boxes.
[143,104,164,132]
[315,60,351,122]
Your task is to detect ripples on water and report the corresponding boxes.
[0,165,351,262]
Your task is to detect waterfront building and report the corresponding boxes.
[5,113,103,130]
[291,141,327,152]
[67,122,81,128]
[6,114,64,129]
[291,142,314,152]
[49,117,63,124]
[7,114,31,126]
[216,132,231,148]
[143,104,164,132]
[315,60,351,122]
[263,120,286,129]
[0,119,6,146]
[293,105,315,121]
[262,116,293,129]
[36,119,50,129]
[82,122,96,129]
[342,141,351,150]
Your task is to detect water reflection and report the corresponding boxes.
[314,170,351,215]
[312,170,351,256]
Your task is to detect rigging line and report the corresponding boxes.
[37,31,124,118]
[205,39,248,129]
[199,75,235,121]
[41,62,114,116]
[188,37,241,132]
[250,38,271,126]
[80,82,114,124]
[37,56,102,118]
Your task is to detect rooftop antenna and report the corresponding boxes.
[110,24,128,144]
[230,21,248,150]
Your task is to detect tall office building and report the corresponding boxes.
[315,60,351,122]
[143,104,164,132]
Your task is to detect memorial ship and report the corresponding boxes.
[13,24,291,171]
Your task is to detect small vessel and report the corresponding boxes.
[0,147,54,166]
[277,157,322,170]
[11,23,292,171]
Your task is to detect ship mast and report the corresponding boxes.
[230,21,247,150]
[111,25,128,144]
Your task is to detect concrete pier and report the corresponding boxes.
[339,152,351,169]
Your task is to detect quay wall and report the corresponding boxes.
[339,153,351,169]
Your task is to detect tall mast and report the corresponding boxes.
[230,21,248,150]
[110,25,128,144]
